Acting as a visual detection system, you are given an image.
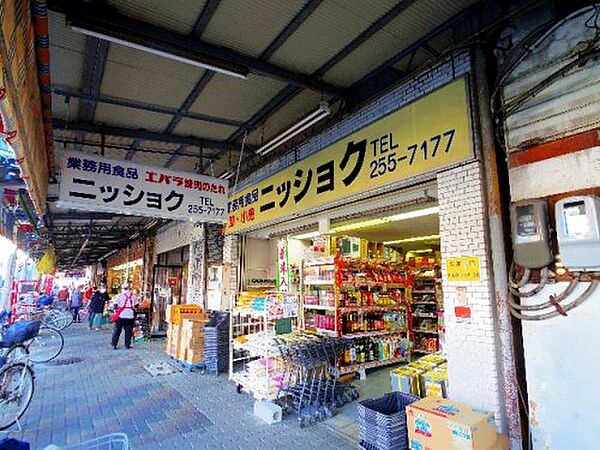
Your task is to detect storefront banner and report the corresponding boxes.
[276,238,290,293]
[58,151,228,223]
[226,77,474,234]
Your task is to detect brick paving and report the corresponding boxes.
[1,324,357,449]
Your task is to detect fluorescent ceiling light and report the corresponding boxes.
[407,248,434,254]
[219,169,234,180]
[333,206,439,233]
[290,231,320,240]
[384,234,441,245]
[71,26,247,79]
[257,103,331,156]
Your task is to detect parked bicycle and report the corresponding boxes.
[1,311,64,364]
[14,300,73,331]
[0,320,38,430]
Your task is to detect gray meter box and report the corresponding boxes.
[555,196,600,271]
[510,200,553,269]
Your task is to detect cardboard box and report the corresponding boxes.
[407,397,498,450]
[487,434,508,450]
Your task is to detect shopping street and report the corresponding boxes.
[1,1,600,449]
[1,323,357,449]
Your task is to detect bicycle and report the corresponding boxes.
[1,311,64,364]
[15,301,73,331]
[0,321,38,430]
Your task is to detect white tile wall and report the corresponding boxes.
[437,161,505,431]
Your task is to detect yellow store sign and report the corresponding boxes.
[446,256,481,282]
[226,77,474,234]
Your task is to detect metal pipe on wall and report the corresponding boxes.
[472,45,523,450]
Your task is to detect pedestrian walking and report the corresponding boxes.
[57,285,69,310]
[70,286,84,323]
[88,284,110,330]
[111,284,138,350]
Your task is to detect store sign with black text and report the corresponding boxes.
[226,77,474,234]
[58,151,228,223]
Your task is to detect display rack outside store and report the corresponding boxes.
[229,291,298,400]
[301,256,412,375]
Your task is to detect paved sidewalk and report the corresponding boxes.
[2,324,357,449]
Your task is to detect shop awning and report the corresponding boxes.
[0,1,53,215]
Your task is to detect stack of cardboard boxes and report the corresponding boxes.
[165,304,208,366]
[406,397,509,450]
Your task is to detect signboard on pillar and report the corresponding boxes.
[277,238,290,293]
[226,77,474,234]
[58,151,228,223]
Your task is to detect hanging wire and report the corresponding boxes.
[232,129,248,196]
[209,158,215,177]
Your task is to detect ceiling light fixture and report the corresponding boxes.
[384,234,441,245]
[332,206,439,233]
[256,102,331,156]
[290,231,320,240]
[218,169,234,180]
[70,26,248,79]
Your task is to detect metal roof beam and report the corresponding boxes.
[53,118,243,151]
[190,0,220,38]
[52,212,115,221]
[79,37,109,122]
[259,0,322,61]
[48,0,345,97]
[53,86,243,127]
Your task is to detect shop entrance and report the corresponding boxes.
[150,264,184,336]
[231,183,447,435]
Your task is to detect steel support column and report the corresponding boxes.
[472,45,523,450]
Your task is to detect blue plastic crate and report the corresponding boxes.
[357,392,419,450]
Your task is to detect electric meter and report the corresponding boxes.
[555,196,600,271]
[510,200,553,268]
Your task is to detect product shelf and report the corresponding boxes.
[412,313,437,319]
[306,327,338,337]
[303,304,336,311]
[413,329,438,335]
[339,305,406,313]
[413,349,437,355]
[340,282,407,289]
[412,290,436,294]
[338,355,409,375]
[341,328,407,339]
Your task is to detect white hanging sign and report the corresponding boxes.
[57,151,228,223]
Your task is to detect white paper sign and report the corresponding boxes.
[57,151,228,223]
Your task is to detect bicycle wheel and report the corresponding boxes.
[63,309,75,328]
[0,363,35,430]
[43,310,67,330]
[5,345,28,364]
[28,326,64,363]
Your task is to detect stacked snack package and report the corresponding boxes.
[390,353,448,398]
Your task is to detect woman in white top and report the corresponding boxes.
[111,284,138,349]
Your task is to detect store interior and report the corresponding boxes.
[232,185,447,438]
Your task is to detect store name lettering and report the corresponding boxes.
[227,129,458,228]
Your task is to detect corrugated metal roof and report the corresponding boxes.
[131,150,169,167]
[173,119,237,141]
[48,11,85,90]
[202,0,307,58]
[190,73,286,122]
[323,0,469,87]
[108,0,206,35]
[51,94,80,121]
[94,103,170,132]
[268,0,396,75]
[246,89,324,146]
[100,45,204,108]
